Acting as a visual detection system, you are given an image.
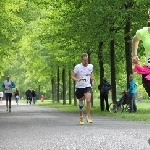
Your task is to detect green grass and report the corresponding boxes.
[20,99,150,123]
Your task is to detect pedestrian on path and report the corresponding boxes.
[25,88,32,105]
[2,76,16,112]
[32,89,37,104]
[127,74,137,113]
[14,88,20,105]
[71,53,94,124]
[98,77,111,111]
[41,95,45,102]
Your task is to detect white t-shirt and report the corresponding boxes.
[3,80,12,93]
[74,63,93,88]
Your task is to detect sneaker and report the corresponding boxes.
[80,117,84,125]
[86,116,92,123]
[9,108,11,112]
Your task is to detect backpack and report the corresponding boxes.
[101,81,109,93]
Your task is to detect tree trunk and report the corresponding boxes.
[38,85,40,100]
[68,70,72,105]
[124,2,133,89]
[148,8,150,27]
[57,66,60,103]
[62,68,66,105]
[51,78,55,103]
[98,42,104,82]
[73,64,77,106]
[110,39,116,103]
[98,42,104,107]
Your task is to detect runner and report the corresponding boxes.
[71,53,94,124]
[2,76,16,112]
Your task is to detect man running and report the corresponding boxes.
[71,53,94,124]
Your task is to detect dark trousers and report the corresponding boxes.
[142,74,150,97]
[27,97,32,104]
[100,93,109,111]
[128,93,137,112]
[5,93,12,102]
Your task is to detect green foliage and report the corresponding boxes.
[0,0,150,98]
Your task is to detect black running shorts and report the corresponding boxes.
[75,87,92,99]
[5,93,12,102]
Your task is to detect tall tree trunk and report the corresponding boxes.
[73,63,77,106]
[98,42,104,82]
[125,20,132,89]
[68,70,72,105]
[98,42,104,108]
[57,66,60,103]
[73,80,77,106]
[38,85,40,100]
[124,2,133,89]
[51,78,55,103]
[62,68,66,105]
[110,39,116,103]
[148,8,150,27]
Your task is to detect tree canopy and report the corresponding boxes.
[0,0,150,100]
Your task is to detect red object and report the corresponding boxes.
[41,95,45,101]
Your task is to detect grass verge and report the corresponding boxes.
[20,99,150,123]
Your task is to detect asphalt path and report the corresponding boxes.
[0,100,150,150]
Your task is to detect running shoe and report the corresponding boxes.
[80,117,84,125]
[86,116,92,123]
[9,108,11,112]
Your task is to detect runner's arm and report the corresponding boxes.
[71,72,81,82]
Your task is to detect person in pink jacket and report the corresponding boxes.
[132,9,150,97]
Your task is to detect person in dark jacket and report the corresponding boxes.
[32,89,36,104]
[25,88,32,105]
[98,77,111,111]
[127,74,137,113]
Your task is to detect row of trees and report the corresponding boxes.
[0,0,149,104]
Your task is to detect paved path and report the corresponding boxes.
[0,100,150,150]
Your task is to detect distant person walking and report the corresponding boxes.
[2,76,16,112]
[32,89,37,104]
[127,74,137,113]
[14,88,20,105]
[98,77,111,111]
[25,88,32,105]
[41,95,45,102]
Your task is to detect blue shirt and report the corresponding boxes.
[127,80,137,94]
[2,80,16,93]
